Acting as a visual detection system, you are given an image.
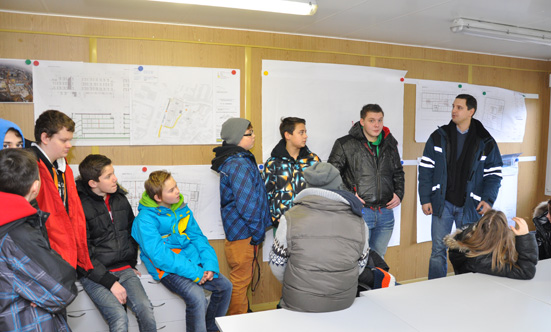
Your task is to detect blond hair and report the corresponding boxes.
[144,170,172,200]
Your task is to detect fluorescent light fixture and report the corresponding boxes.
[149,0,318,16]
[450,18,551,46]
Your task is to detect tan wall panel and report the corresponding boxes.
[1,11,550,308]
[0,32,89,61]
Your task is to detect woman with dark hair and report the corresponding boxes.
[445,209,538,279]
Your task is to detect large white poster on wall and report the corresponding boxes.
[71,164,225,240]
[262,60,406,247]
[33,60,240,146]
[415,79,527,143]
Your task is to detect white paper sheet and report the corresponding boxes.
[415,79,527,143]
[72,164,225,239]
[262,60,407,247]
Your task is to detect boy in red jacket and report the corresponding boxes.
[29,110,93,271]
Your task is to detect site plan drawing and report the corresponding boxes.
[32,60,240,146]
[131,65,240,145]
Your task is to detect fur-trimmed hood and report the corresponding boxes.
[444,225,473,252]
[533,201,549,219]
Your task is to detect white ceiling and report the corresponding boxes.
[2,0,551,60]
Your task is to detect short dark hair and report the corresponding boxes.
[144,170,172,200]
[279,117,306,140]
[34,110,75,142]
[456,94,477,114]
[6,128,22,139]
[79,154,112,184]
[360,104,384,119]
[0,149,39,196]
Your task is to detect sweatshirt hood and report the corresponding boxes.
[270,139,313,160]
[139,191,184,211]
[0,192,37,226]
[211,143,254,172]
[0,119,25,150]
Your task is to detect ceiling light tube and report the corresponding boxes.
[450,18,551,46]
[149,0,318,16]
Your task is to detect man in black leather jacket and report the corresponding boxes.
[328,104,404,257]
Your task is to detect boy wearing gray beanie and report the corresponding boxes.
[211,117,271,315]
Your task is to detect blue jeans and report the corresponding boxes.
[161,273,232,332]
[80,268,156,332]
[362,207,395,258]
[428,200,471,280]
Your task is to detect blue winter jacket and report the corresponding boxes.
[418,119,503,223]
[131,192,220,282]
[211,144,271,244]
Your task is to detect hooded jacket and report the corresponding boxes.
[211,144,271,244]
[532,201,551,259]
[0,192,77,331]
[418,119,503,223]
[30,146,94,271]
[445,222,538,280]
[0,118,24,149]
[270,188,368,312]
[328,122,404,208]
[131,192,220,282]
[76,179,137,289]
[262,139,320,227]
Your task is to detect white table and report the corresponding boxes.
[472,258,551,305]
[216,296,418,332]
[217,261,551,332]
[364,273,551,332]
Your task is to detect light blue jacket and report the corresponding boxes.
[131,192,219,282]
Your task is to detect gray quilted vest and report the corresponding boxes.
[281,194,365,312]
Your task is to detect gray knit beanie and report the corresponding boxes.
[220,118,251,145]
[304,162,343,190]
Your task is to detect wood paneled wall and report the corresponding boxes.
[1,11,550,307]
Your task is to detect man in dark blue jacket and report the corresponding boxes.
[418,94,503,279]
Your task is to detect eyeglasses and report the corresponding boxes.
[243,130,254,137]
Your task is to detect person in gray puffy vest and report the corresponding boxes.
[268,162,369,312]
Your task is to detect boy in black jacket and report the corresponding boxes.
[77,154,156,332]
[0,149,77,331]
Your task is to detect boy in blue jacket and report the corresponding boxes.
[132,170,232,332]
[211,118,271,315]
